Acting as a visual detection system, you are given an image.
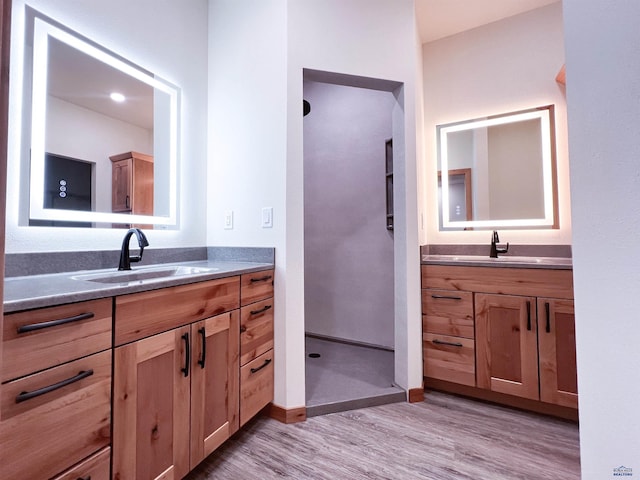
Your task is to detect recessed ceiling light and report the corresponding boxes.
[110,92,126,103]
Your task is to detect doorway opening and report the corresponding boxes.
[303,69,406,416]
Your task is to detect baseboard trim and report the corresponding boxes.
[408,387,424,403]
[268,403,307,424]
[425,378,579,422]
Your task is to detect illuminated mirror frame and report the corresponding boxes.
[29,16,179,227]
[439,106,556,230]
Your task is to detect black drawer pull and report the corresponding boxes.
[181,333,190,377]
[250,305,272,316]
[250,275,272,283]
[431,294,462,301]
[250,358,272,374]
[16,369,94,403]
[77,476,91,480]
[432,339,463,348]
[545,302,551,333]
[526,301,532,331]
[198,327,206,369]
[17,312,95,334]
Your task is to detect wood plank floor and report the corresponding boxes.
[186,391,580,480]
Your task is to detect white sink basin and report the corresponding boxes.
[72,265,219,284]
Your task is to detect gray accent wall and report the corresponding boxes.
[303,81,395,349]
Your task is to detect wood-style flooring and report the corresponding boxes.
[186,391,580,480]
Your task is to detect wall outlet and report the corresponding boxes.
[261,207,273,228]
[224,210,233,229]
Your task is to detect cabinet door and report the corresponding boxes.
[112,159,132,212]
[113,326,191,480]
[538,298,578,408]
[190,311,239,468]
[476,294,539,400]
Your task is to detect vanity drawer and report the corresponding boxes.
[2,298,112,382]
[240,349,274,426]
[240,298,274,365]
[423,333,475,387]
[51,446,111,480]
[422,289,474,339]
[0,350,111,480]
[115,276,240,345]
[241,269,274,306]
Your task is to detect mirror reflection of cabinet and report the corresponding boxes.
[110,151,154,215]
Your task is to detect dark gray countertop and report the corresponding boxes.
[422,254,572,270]
[4,260,274,313]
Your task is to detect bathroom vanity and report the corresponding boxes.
[0,262,274,480]
[421,255,577,419]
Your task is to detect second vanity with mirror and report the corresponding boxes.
[421,253,577,420]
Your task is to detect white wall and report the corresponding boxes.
[563,1,640,477]
[6,0,209,252]
[208,0,422,409]
[46,96,153,215]
[422,2,570,245]
[303,81,395,349]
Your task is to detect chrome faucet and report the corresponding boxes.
[490,230,509,258]
[118,228,149,270]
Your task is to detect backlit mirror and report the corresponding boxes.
[438,105,557,230]
[25,10,179,228]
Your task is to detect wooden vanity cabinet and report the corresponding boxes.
[537,298,578,408]
[190,311,240,467]
[475,293,540,400]
[112,278,241,480]
[239,270,274,426]
[422,289,475,386]
[0,300,112,480]
[113,325,192,480]
[422,264,577,414]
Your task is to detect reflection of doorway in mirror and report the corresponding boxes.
[29,153,93,228]
[438,168,472,231]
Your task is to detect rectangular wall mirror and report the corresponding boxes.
[438,105,557,230]
[22,8,180,228]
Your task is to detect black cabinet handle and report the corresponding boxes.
[77,476,91,480]
[125,195,130,209]
[16,370,93,403]
[432,339,463,348]
[198,327,206,369]
[250,275,272,283]
[526,301,531,331]
[181,333,190,377]
[431,294,462,301]
[250,358,272,374]
[545,302,551,333]
[17,312,94,334]
[240,325,247,333]
[250,304,272,316]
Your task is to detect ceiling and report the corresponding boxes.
[47,0,561,128]
[416,0,560,44]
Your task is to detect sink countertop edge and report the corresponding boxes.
[3,260,274,313]
[421,254,572,270]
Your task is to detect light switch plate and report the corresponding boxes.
[224,210,233,229]
[261,207,273,228]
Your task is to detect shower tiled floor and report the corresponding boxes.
[305,336,406,416]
